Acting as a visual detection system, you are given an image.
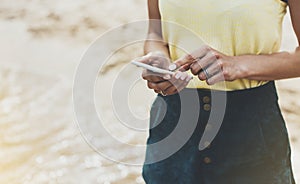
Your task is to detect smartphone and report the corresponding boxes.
[131,60,175,75]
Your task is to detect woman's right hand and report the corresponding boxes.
[134,51,193,96]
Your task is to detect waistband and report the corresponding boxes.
[199,81,277,102]
[159,81,278,107]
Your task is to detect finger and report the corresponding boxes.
[190,61,202,75]
[133,55,151,64]
[142,69,165,78]
[190,52,218,75]
[206,72,225,85]
[148,81,164,91]
[164,72,187,93]
[176,80,189,93]
[178,63,192,72]
[151,56,171,66]
[134,54,166,65]
[148,81,173,91]
[162,74,172,80]
[159,85,175,95]
[163,75,191,95]
[147,52,171,68]
[163,86,177,95]
[206,61,222,76]
[169,54,195,71]
[198,61,222,80]
[198,71,206,81]
[169,45,211,70]
[174,71,183,80]
[151,59,167,69]
[142,68,171,80]
[142,69,166,80]
[172,71,193,82]
[179,72,188,81]
[154,89,160,94]
[179,72,193,82]
[198,51,218,69]
[150,62,172,80]
[164,79,186,95]
[157,72,191,95]
[173,73,190,92]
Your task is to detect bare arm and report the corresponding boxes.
[171,0,300,84]
[144,0,170,58]
[237,0,300,80]
[137,0,192,96]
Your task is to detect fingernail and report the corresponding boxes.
[175,72,181,79]
[169,64,177,71]
[163,75,171,80]
[206,80,211,85]
[199,73,205,80]
[186,76,192,82]
[180,75,186,80]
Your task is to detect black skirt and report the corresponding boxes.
[142,81,295,184]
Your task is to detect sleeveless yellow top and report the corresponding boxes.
[159,0,287,90]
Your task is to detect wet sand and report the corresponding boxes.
[0,1,299,183]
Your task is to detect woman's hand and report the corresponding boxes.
[169,45,243,85]
[135,51,193,96]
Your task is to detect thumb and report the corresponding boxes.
[178,63,192,72]
[168,55,194,71]
[133,56,149,64]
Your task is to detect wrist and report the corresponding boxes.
[145,50,165,56]
[234,55,251,79]
[148,51,169,58]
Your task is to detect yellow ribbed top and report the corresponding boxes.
[159,0,287,90]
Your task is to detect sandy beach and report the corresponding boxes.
[0,0,300,183]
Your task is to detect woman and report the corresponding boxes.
[137,0,300,183]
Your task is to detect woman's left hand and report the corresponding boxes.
[169,45,243,85]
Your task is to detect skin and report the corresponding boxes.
[136,52,192,95]
[140,0,300,95]
[137,0,192,95]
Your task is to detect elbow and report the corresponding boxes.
[147,32,163,41]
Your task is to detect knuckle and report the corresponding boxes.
[217,60,224,68]
[156,83,163,91]
[209,49,217,56]
[209,52,217,60]
[190,63,199,73]
[203,45,211,52]
[142,70,150,79]
[166,88,175,94]
[199,74,206,81]
[186,54,194,61]
[173,87,179,93]
[191,68,198,75]
[198,62,205,69]
[190,64,195,70]
[213,52,220,59]
[207,80,213,85]
[142,74,148,80]
[164,88,170,93]
[147,82,154,89]
[226,73,235,81]
[168,86,177,93]
[223,70,230,79]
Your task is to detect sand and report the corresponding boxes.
[0,0,299,183]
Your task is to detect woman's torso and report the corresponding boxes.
[159,0,288,90]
